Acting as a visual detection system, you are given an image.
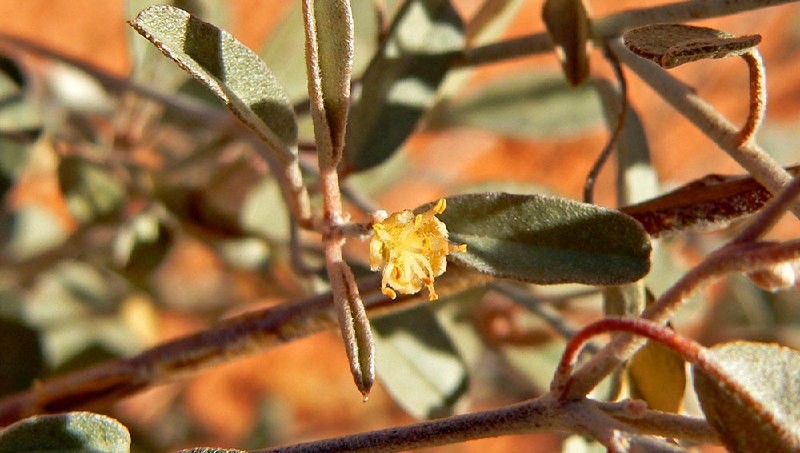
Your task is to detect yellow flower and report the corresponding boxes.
[370,198,466,301]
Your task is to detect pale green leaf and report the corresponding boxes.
[373,305,468,419]
[428,73,603,139]
[344,0,465,172]
[129,5,297,161]
[0,412,131,453]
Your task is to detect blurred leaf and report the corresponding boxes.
[343,0,465,173]
[3,206,68,260]
[693,342,800,452]
[0,412,131,453]
[373,304,468,419]
[260,3,378,104]
[24,261,140,369]
[241,177,290,241]
[423,192,651,285]
[542,0,591,85]
[113,209,174,277]
[428,73,603,139]
[0,56,41,132]
[466,0,525,45]
[129,5,298,160]
[503,339,566,392]
[45,64,113,115]
[603,284,645,317]
[0,137,31,198]
[0,315,44,397]
[628,330,686,413]
[58,156,125,223]
[433,288,489,369]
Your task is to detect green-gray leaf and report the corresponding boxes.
[425,192,651,285]
[343,0,465,173]
[58,156,125,223]
[693,342,800,452]
[373,304,468,419]
[129,5,297,162]
[0,412,131,453]
[427,73,603,139]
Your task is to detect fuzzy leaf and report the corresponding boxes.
[0,412,131,453]
[343,0,465,173]
[129,5,297,161]
[373,305,468,419]
[303,0,353,161]
[693,342,800,452]
[425,193,651,285]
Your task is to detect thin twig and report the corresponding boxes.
[256,395,573,452]
[563,239,800,398]
[584,41,629,204]
[492,281,581,341]
[459,0,799,68]
[597,401,719,444]
[610,38,800,219]
[732,174,800,244]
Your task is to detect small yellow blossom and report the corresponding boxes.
[369,198,467,301]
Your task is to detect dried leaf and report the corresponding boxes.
[620,166,800,237]
[623,24,761,69]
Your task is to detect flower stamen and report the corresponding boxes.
[369,198,466,301]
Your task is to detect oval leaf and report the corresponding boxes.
[129,5,297,161]
[0,412,131,453]
[373,304,468,419]
[424,192,651,285]
[343,0,465,173]
[693,342,800,452]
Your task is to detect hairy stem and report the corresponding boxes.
[564,239,800,398]
[738,49,767,146]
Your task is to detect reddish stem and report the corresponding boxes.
[551,317,704,397]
